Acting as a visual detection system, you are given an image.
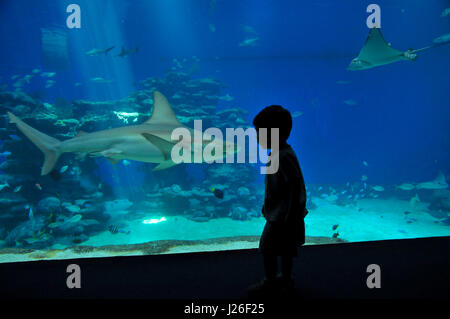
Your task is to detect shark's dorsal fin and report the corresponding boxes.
[435,171,447,185]
[145,91,181,126]
[141,133,174,161]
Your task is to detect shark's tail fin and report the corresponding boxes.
[105,46,115,55]
[7,112,61,175]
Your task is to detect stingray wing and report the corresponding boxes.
[350,28,407,70]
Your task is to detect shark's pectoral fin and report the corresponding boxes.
[141,133,174,161]
[153,160,177,171]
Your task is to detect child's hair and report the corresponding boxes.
[252,105,292,142]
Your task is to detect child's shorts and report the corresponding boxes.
[259,219,305,257]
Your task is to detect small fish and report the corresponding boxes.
[211,187,224,199]
[0,181,9,191]
[343,99,357,106]
[13,185,22,193]
[219,94,234,102]
[8,134,22,141]
[361,175,368,181]
[90,77,114,84]
[108,225,119,234]
[239,37,259,47]
[242,25,257,35]
[347,195,353,199]
[41,72,56,78]
[318,186,323,191]
[341,190,347,195]
[363,161,368,167]
[372,185,384,192]
[0,151,12,157]
[108,225,130,235]
[59,165,69,173]
[74,82,82,87]
[122,160,131,166]
[45,80,55,88]
[441,8,450,17]
[364,182,367,189]
[35,183,42,191]
[332,224,339,231]
[32,68,41,74]
[404,211,411,215]
[332,232,339,238]
[396,183,415,191]
[23,74,33,83]
[292,111,303,118]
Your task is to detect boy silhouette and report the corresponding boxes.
[249,105,308,298]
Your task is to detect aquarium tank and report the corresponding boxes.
[0,0,448,263]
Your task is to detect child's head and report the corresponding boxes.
[253,105,292,149]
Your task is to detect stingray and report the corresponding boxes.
[348,27,449,71]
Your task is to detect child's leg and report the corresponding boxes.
[280,255,293,279]
[263,254,277,281]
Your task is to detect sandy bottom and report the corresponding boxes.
[0,198,448,263]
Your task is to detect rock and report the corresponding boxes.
[104,199,133,211]
[237,187,250,197]
[37,197,61,215]
[188,198,201,207]
[12,104,31,115]
[64,204,81,214]
[171,184,182,193]
[0,193,27,209]
[74,199,87,206]
[230,206,248,221]
[188,212,211,222]
[4,216,46,247]
[72,233,89,244]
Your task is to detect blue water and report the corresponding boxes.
[0,0,449,261]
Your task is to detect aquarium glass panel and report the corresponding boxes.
[0,0,449,263]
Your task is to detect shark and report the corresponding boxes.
[7,91,237,176]
[416,171,448,190]
[116,46,139,58]
[86,46,115,56]
[348,27,449,71]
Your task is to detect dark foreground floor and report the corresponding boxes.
[0,236,449,300]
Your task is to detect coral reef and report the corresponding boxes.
[0,72,264,255]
